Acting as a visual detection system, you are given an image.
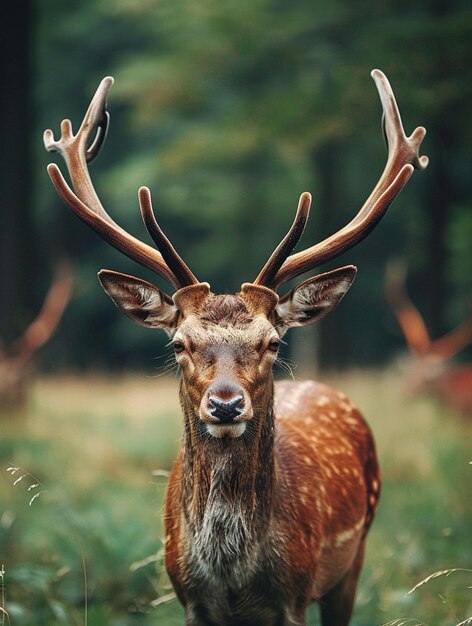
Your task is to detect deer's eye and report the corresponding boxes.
[268,339,280,352]
[173,341,185,354]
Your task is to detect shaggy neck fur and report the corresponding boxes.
[179,379,276,586]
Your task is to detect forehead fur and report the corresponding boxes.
[199,294,253,327]
[176,294,276,348]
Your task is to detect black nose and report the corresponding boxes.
[208,395,243,423]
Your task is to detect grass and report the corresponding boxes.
[0,368,471,625]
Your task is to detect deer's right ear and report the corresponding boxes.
[98,270,178,333]
[276,266,357,332]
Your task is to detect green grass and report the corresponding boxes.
[0,369,471,625]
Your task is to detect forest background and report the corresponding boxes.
[1,2,472,624]
[2,0,471,374]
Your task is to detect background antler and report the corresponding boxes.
[385,261,432,356]
[11,262,73,366]
[430,318,472,361]
[44,77,198,290]
[386,261,472,361]
[0,264,72,406]
[259,70,428,291]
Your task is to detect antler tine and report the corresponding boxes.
[85,108,109,164]
[430,317,472,361]
[386,262,472,360]
[268,70,428,290]
[385,261,431,356]
[139,187,199,287]
[253,192,311,287]
[363,70,428,217]
[44,77,196,289]
[44,77,115,218]
[46,164,181,288]
[13,262,73,365]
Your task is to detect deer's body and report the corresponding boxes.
[407,358,472,415]
[166,377,379,625]
[434,367,472,414]
[44,70,426,624]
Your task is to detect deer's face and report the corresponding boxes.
[99,268,356,439]
[172,295,281,438]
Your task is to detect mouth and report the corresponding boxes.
[205,421,247,439]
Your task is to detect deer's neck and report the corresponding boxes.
[178,380,275,582]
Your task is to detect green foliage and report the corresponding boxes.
[447,205,472,296]
[1,375,180,624]
[31,0,472,370]
[1,372,472,624]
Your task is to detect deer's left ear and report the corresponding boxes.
[98,269,178,334]
[276,266,357,332]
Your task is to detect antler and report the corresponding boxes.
[429,318,472,361]
[254,192,311,287]
[12,262,73,365]
[255,70,428,290]
[386,261,472,361]
[44,77,198,291]
[385,261,432,356]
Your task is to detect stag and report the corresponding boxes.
[44,70,427,625]
[0,264,72,408]
[386,263,472,415]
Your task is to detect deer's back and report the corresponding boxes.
[273,380,380,598]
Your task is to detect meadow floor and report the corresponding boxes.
[0,369,471,625]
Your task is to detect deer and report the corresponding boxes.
[0,263,72,408]
[386,263,472,416]
[43,69,427,626]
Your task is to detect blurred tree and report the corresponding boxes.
[34,0,158,369]
[350,0,472,337]
[103,0,430,368]
[0,0,35,344]
[32,0,471,370]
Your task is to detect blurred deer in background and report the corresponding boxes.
[386,263,472,416]
[0,263,72,408]
[44,70,427,625]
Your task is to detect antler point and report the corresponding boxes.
[138,186,153,208]
[371,68,388,84]
[47,162,59,175]
[43,129,55,149]
[410,126,427,142]
[419,155,429,170]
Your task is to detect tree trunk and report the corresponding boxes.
[423,114,453,337]
[422,0,458,337]
[0,0,34,344]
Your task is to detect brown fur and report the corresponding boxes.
[161,291,380,626]
[94,274,379,624]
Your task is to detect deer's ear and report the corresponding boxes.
[276,266,357,332]
[98,270,178,333]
